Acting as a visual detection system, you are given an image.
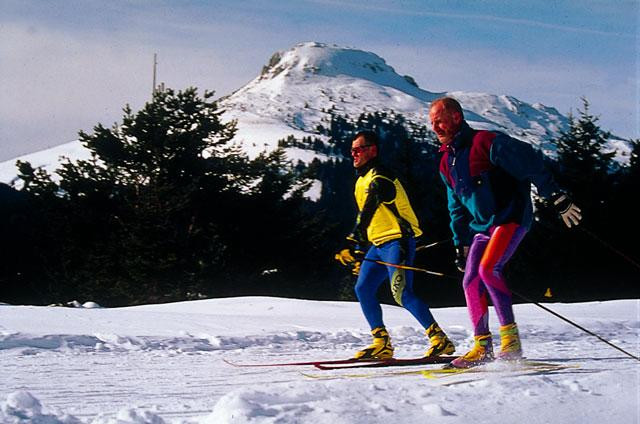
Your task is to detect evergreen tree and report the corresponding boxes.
[525,97,625,301]
[606,137,640,278]
[11,87,318,305]
[6,93,635,306]
[553,98,615,204]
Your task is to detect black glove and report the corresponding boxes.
[551,193,582,228]
[454,246,469,273]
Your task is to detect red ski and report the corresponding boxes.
[222,357,380,368]
[223,355,457,369]
[313,355,458,370]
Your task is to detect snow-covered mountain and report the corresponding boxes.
[221,42,568,157]
[0,42,629,185]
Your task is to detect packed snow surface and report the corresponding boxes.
[1,296,638,423]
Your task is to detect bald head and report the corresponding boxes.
[429,97,464,145]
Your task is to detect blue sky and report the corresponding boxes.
[1,0,637,160]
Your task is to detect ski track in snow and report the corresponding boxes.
[0,298,638,423]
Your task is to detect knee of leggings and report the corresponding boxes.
[400,283,422,307]
[462,271,477,290]
[400,288,416,308]
[355,281,371,301]
[478,262,498,282]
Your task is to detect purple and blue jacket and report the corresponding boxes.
[439,121,559,247]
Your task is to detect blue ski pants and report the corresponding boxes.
[355,237,436,330]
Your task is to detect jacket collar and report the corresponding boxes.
[355,157,378,177]
[438,121,473,153]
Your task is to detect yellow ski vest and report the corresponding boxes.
[355,167,423,246]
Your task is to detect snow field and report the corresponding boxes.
[0,297,638,423]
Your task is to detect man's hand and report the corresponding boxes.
[551,193,582,228]
[351,261,361,276]
[335,247,365,276]
[335,248,356,266]
[454,246,469,273]
[335,247,364,264]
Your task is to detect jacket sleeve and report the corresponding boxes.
[441,173,472,246]
[349,176,395,245]
[489,133,560,198]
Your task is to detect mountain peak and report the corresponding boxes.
[220,42,447,159]
[258,42,421,92]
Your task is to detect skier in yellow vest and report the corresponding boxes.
[336,130,455,360]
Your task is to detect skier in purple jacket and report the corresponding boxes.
[429,97,582,368]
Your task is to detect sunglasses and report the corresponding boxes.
[350,144,375,155]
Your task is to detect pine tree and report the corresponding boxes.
[532,97,624,300]
[11,87,326,305]
[606,138,640,275]
[548,97,616,239]
[12,89,228,303]
[553,97,615,196]
[625,138,640,178]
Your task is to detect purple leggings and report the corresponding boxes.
[463,223,527,336]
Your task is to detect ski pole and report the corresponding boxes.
[579,227,640,272]
[416,238,452,252]
[367,259,640,362]
[509,289,640,362]
[362,258,456,278]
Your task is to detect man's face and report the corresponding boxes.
[351,135,377,169]
[429,102,462,145]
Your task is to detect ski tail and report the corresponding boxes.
[222,357,380,368]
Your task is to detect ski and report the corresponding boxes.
[222,357,381,368]
[223,355,457,369]
[419,361,571,378]
[313,355,458,370]
[419,362,580,386]
[302,360,578,380]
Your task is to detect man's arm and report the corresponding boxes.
[490,133,581,227]
[441,173,471,247]
[489,133,559,197]
[447,184,472,247]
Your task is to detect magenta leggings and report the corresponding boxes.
[462,223,527,336]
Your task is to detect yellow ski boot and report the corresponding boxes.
[448,334,494,368]
[424,323,455,357]
[497,323,523,361]
[354,327,394,360]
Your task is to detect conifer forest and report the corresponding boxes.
[1,88,638,306]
